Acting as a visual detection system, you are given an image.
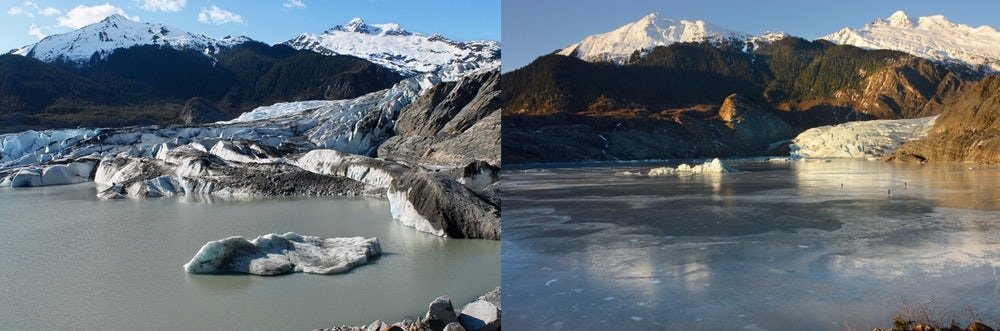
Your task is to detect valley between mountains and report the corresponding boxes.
[503,10,1000,165]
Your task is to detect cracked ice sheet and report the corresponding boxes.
[502,159,1000,330]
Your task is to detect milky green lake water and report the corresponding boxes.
[0,183,499,330]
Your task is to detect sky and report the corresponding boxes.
[503,0,1000,72]
[1,0,500,51]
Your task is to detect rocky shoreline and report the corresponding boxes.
[318,287,501,331]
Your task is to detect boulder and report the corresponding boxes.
[424,296,459,330]
[179,97,230,124]
[457,300,499,331]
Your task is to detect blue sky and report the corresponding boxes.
[1,0,500,51]
[503,0,1000,71]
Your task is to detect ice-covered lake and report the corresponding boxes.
[503,159,1000,330]
[0,184,499,330]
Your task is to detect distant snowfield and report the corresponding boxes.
[12,14,249,64]
[557,12,785,64]
[822,11,1000,72]
[284,18,501,80]
[790,116,938,159]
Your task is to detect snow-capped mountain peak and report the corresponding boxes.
[9,14,251,64]
[556,12,777,64]
[326,17,412,36]
[883,10,912,28]
[285,18,499,80]
[821,10,1000,72]
[341,17,370,33]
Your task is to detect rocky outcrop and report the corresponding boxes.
[833,57,968,119]
[378,71,500,166]
[183,232,381,276]
[718,94,796,151]
[387,169,500,240]
[890,76,1000,164]
[318,287,501,331]
[180,97,231,125]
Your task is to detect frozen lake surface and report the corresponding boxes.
[0,184,499,330]
[503,159,1000,330]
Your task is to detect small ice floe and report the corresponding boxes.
[183,232,381,276]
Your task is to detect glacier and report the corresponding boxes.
[183,232,382,276]
[789,116,937,159]
[0,70,502,240]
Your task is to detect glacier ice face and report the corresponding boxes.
[0,72,436,185]
[1,159,97,188]
[821,11,1000,72]
[294,149,408,189]
[790,116,937,159]
[94,143,373,199]
[0,70,502,240]
[183,232,382,276]
[387,169,500,240]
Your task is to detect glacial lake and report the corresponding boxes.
[0,184,499,330]
[503,159,1000,330]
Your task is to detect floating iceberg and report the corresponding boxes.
[183,232,382,276]
[644,158,735,176]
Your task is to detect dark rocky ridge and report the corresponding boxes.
[378,70,500,166]
[890,76,1000,164]
[0,43,402,132]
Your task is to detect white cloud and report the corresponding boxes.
[38,6,60,16]
[57,3,138,29]
[28,24,45,39]
[8,1,61,17]
[197,5,242,25]
[283,0,306,9]
[138,0,185,12]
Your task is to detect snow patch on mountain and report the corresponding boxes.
[557,12,786,64]
[284,17,500,80]
[10,14,250,64]
[790,116,938,159]
[821,10,1000,72]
